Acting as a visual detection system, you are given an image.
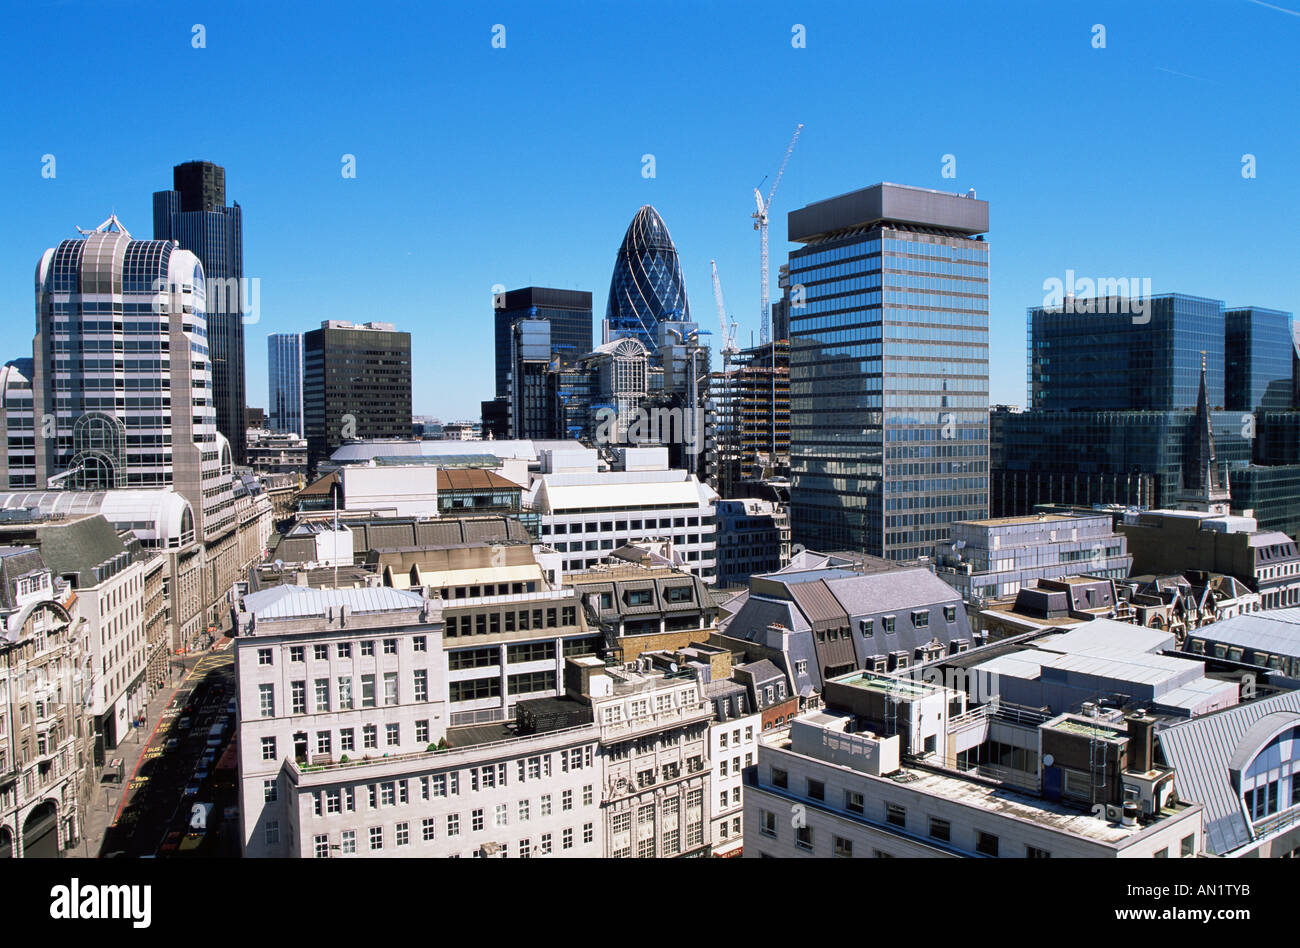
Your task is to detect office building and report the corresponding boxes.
[30,215,234,541]
[303,321,412,471]
[493,287,593,401]
[247,429,308,475]
[786,183,990,561]
[268,333,304,436]
[509,319,554,439]
[604,206,691,358]
[1224,307,1292,413]
[153,160,247,464]
[935,512,1132,603]
[714,498,791,587]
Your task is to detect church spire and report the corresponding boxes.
[1178,351,1230,511]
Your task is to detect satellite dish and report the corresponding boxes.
[669,663,678,674]
[1042,753,1055,768]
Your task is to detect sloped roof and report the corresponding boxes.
[1192,608,1300,659]
[437,469,518,492]
[242,584,427,620]
[823,567,960,616]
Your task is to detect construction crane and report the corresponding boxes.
[753,123,803,346]
[710,260,738,359]
[711,260,738,499]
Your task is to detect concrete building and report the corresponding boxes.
[1182,607,1300,679]
[0,547,85,857]
[936,512,1132,603]
[715,498,791,588]
[247,429,308,475]
[1118,508,1300,610]
[745,671,1205,858]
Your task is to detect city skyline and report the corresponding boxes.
[4,1,1300,420]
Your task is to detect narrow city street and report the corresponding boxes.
[88,641,240,858]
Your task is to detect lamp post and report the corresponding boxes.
[664,327,705,470]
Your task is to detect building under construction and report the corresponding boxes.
[712,340,790,492]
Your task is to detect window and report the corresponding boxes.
[413,635,427,652]
[1181,834,1195,858]
[495,804,508,827]
[795,660,808,676]
[314,644,329,661]
[719,732,728,749]
[912,610,929,629]
[795,825,813,852]
[263,779,278,803]
[1153,847,1169,858]
[944,605,957,623]
[976,831,999,857]
[316,731,331,757]
[772,767,788,789]
[562,789,573,811]
[264,821,279,845]
[563,828,573,850]
[807,779,825,801]
[518,799,530,822]
[315,678,330,712]
[290,646,304,663]
[833,836,853,858]
[422,818,436,842]
[261,736,277,761]
[1026,845,1051,858]
[361,641,375,657]
[369,826,383,851]
[338,676,353,709]
[541,794,552,817]
[337,642,351,659]
[447,813,460,836]
[929,817,950,842]
[393,822,409,847]
[386,723,399,746]
[520,838,532,859]
[324,790,340,814]
[472,809,484,832]
[882,615,896,634]
[363,724,377,749]
[341,830,355,854]
[291,681,306,714]
[361,675,376,708]
[413,670,428,702]
[313,834,329,859]
[384,672,398,705]
[383,639,397,655]
[340,729,355,752]
[258,684,275,717]
[583,784,593,806]
[416,720,429,744]
[541,833,553,855]
[258,648,273,666]
[885,804,906,828]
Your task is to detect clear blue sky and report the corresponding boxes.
[2,0,1298,419]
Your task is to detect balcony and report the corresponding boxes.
[599,702,713,743]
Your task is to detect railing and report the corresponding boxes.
[449,706,507,727]
[1252,804,1300,841]
[599,702,713,741]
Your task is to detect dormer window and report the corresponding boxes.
[881,615,896,634]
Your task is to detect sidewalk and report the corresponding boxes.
[79,652,206,857]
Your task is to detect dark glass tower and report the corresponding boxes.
[493,287,592,400]
[604,206,690,357]
[303,321,412,471]
[153,160,247,464]
[1225,306,1293,413]
[787,183,991,561]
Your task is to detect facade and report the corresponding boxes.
[303,321,412,471]
[1182,607,1300,678]
[153,160,247,465]
[1225,307,1292,413]
[493,286,593,400]
[509,319,553,439]
[247,429,308,475]
[712,340,790,490]
[0,361,35,489]
[935,513,1132,603]
[29,216,235,541]
[714,498,791,587]
[745,675,1205,858]
[267,333,304,436]
[787,183,990,561]
[1118,508,1300,609]
[705,684,760,855]
[0,547,84,858]
[528,447,719,583]
[604,206,691,358]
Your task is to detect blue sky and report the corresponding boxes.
[2,0,1298,419]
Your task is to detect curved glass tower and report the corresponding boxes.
[603,205,689,356]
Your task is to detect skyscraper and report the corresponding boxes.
[604,206,690,357]
[153,160,247,464]
[267,333,304,436]
[29,214,231,538]
[1225,306,1293,413]
[303,320,412,470]
[493,287,592,400]
[787,183,991,560]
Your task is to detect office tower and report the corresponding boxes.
[786,183,991,561]
[604,206,690,358]
[1224,306,1292,412]
[153,160,248,464]
[493,287,592,400]
[1028,294,1225,412]
[509,319,554,439]
[31,215,232,539]
[267,333,304,435]
[712,340,790,491]
[303,320,412,470]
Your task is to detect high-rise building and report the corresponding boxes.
[1225,306,1293,413]
[30,215,233,539]
[509,319,554,439]
[303,321,412,471]
[604,206,690,358]
[786,183,991,560]
[493,287,592,400]
[267,333,304,436]
[153,160,248,464]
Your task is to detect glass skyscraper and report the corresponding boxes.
[153,160,247,464]
[493,287,592,401]
[604,205,690,357]
[787,183,990,561]
[267,332,304,436]
[1225,306,1293,412]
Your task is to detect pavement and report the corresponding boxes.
[83,642,237,858]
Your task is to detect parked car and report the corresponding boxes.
[183,780,201,797]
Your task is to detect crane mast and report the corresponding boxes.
[753,123,803,346]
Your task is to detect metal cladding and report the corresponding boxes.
[604,205,690,356]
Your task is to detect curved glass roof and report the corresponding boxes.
[605,205,690,355]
